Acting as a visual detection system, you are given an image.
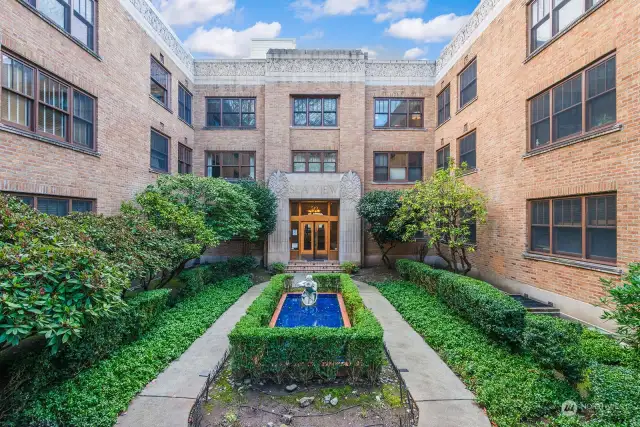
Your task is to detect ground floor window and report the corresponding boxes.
[150,129,169,173]
[436,145,450,170]
[5,192,94,216]
[178,143,192,174]
[206,151,255,180]
[529,194,616,263]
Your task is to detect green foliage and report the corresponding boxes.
[357,190,407,268]
[340,261,359,274]
[581,329,634,367]
[522,314,586,383]
[600,263,640,353]
[15,276,253,427]
[270,262,286,274]
[396,259,525,345]
[585,363,640,426]
[373,280,579,426]
[391,163,488,274]
[229,274,384,384]
[0,195,127,353]
[179,256,257,297]
[236,180,277,241]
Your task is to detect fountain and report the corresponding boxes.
[292,274,318,306]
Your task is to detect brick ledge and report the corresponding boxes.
[522,252,622,276]
[0,124,100,157]
[522,124,623,159]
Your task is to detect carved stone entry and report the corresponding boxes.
[267,171,362,264]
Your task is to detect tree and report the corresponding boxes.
[601,263,640,354]
[391,162,487,275]
[236,179,277,239]
[357,190,407,268]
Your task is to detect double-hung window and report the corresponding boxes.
[150,57,170,108]
[529,55,616,150]
[1,52,96,149]
[292,151,337,173]
[7,192,94,216]
[150,129,169,173]
[436,145,450,170]
[26,0,96,51]
[178,143,192,174]
[206,152,255,180]
[529,194,616,263]
[459,60,477,109]
[529,0,604,53]
[374,98,423,129]
[437,86,450,126]
[458,131,476,169]
[206,98,256,128]
[178,84,192,125]
[292,97,338,127]
[374,152,423,182]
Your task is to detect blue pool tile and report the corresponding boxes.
[275,294,344,328]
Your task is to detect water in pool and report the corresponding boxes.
[275,294,344,328]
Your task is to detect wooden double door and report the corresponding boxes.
[300,221,329,259]
[290,200,339,261]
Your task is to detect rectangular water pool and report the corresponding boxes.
[271,293,350,328]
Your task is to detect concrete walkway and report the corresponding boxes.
[116,282,268,427]
[355,281,491,427]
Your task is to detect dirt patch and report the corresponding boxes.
[250,267,273,285]
[200,357,414,427]
[351,266,402,284]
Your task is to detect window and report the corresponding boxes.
[436,145,450,170]
[529,55,615,150]
[458,131,476,169]
[206,98,256,128]
[529,194,616,263]
[150,129,169,172]
[26,0,95,51]
[529,0,603,53]
[150,57,170,108]
[178,143,192,174]
[6,193,94,216]
[292,97,338,127]
[292,151,337,173]
[374,152,423,182]
[178,84,192,125]
[459,60,477,108]
[437,86,450,126]
[1,52,95,149]
[206,152,255,180]
[374,98,423,129]
[462,210,477,245]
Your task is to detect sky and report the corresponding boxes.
[152,0,480,60]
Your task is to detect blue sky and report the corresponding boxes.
[153,0,479,60]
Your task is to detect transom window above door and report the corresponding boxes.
[374,98,423,129]
[292,151,337,173]
[206,151,255,180]
[292,97,338,127]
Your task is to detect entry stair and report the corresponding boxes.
[510,294,561,316]
[284,261,342,273]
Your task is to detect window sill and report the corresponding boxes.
[202,126,258,131]
[460,168,478,176]
[0,123,100,157]
[290,126,340,130]
[371,181,419,185]
[522,252,622,275]
[456,97,478,115]
[435,118,451,131]
[372,127,428,132]
[178,117,194,129]
[522,123,623,159]
[524,0,608,64]
[17,0,102,61]
[150,96,174,114]
[149,168,170,175]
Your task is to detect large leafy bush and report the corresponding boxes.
[236,179,277,242]
[600,263,640,354]
[0,195,127,353]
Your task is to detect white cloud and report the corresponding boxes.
[386,13,470,42]
[291,0,370,21]
[155,0,235,26]
[325,0,369,15]
[301,28,325,40]
[374,0,426,23]
[360,46,378,58]
[184,22,282,58]
[403,47,426,59]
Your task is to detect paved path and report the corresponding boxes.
[355,281,491,427]
[116,282,268,427]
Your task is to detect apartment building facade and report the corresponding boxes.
[0,0,637,329]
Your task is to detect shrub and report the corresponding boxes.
[0,195,127,353]
[396,259,525,345]
[236,180,277,242]
[341,261,359,274]
[585,363,640,425]
[581,329,634,367]
[270,262,286,274]
[600,263,640,353]
[522,314,586,383]
[179,257,257,297]
[229,274,384,384]
[15,276,253,427]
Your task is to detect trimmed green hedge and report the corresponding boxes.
[396,259,526,345]
[12,276,253,427]
[581,329,635,368]
[178,256,256,297]
[229,273,383,384]
[586,363,640,426]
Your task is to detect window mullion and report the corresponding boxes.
[581,196,587,259]
[68,87,73,143]
[548,199,554,254]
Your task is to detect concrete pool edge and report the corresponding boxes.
[268,292,352,328]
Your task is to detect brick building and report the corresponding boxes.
[1,0,637,329]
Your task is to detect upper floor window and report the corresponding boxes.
[26,0,96,51]
[529,55,615,150]
[374,98,423,129]
[374,152,423,182]
[292,151,337,173]
[206,98,256,128]
[150,129,169,173]
[436,145,450,170]
[529,0,604,53]
[178,84,192,125]
[529,193,616,263]
[458,131,476,169]
[8,192,94,216]
[437,86,450,126]
[206,151,255,180]
[178,143,192,174]
[459,60,477,109]
[1,52,95,150]
[293,97,337,127]
[150,57,170,108]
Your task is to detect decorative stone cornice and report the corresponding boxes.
[366,61,436,78]
[194,60,266,77]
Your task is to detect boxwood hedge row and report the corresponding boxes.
[229,273,384,384]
